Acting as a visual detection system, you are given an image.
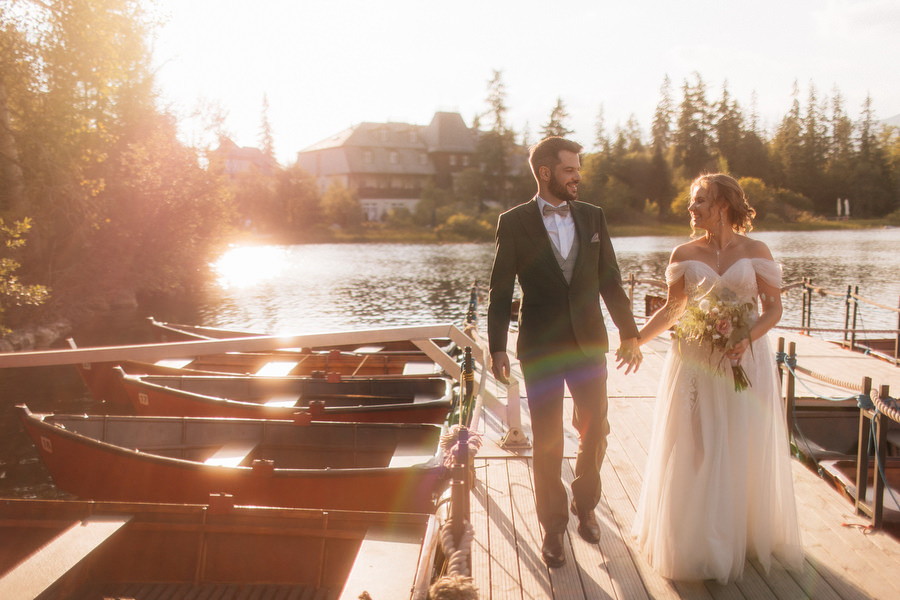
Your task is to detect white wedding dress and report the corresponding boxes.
[632,258,803,583]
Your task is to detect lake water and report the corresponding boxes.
[192,229,900,338]
[2,228,899,497]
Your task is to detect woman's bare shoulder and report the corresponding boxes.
[741,236,775,260]
[670,238,705,263]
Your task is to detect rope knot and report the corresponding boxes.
[858,393,875,411]
[440,425,483,468]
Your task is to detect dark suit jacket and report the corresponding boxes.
[487,198,639,361]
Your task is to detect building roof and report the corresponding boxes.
[421,112,478,153]
[300,112,477,155]
[297,112,479,178]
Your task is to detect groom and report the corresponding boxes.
[487,136,642,567]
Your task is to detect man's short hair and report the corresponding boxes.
[529,137,583,179]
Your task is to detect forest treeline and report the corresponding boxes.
[1,1,899,335]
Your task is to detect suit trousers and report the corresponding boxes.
[520,347,609,535]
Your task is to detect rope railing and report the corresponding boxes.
[857,384,900,528]
[776,350,862,403]
[778,338,900,529]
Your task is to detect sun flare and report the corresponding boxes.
[213,246,288,289]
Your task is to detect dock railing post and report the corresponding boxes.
[873,384,890,529]
[785,341,797,445]
[777,337,786,392]
[800,279,808,335]
[843,285,853,348]
[895,295,900,363]
[857,383,889,529]
[627,273,635,312]
[855,376,874,516]
[850,285,860,351]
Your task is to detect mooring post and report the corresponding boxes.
[895,295,900,364]
[851,285,859,351]
[856,376,874,513]
[800,278,809,334]
[450,427,470,546]
[843,285,853,348]
[777,337,786,392]
[785,341,797,445]
[627,272,635,309]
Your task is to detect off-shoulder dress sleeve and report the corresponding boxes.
[665,262,687,286]
[751,258,782,288]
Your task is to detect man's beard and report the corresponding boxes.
[548,174,577,202]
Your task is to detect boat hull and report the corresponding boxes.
[119,371,455,423]
[0,498,436,600]
[17,406,448,514]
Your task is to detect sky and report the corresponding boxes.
[149,0,900,165]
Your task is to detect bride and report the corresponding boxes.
[631,173,803,583]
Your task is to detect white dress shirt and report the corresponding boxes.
[537,196,575,259]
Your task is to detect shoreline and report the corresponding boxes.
[258,218,891,246]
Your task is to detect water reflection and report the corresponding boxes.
[215,245,289,290]
[200,230,899,341]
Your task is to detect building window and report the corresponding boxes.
[409,131,418,143]
[391,177,403,189]
[390,151,399,164]
[449,155,457,166]
[462,155,470,167]
[419,153,428,165]
[363,150,373,163]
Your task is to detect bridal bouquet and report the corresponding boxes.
[674,286,754,391]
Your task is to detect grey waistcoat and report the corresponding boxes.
[551,234,580,284]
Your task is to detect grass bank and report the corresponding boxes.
[262,217,889,245]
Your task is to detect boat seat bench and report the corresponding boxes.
[338,525,425,599]
[204,440,258,467]
[0,515,132,600]
[263,394,301,408]
[389,441,434,467]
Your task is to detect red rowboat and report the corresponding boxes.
[17,406,449,514]
[116,369,455,423]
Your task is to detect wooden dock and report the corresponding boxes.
[466,329,900,600]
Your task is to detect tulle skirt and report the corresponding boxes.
[632,335,803,583]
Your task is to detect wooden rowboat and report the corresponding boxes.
[17,406,449,513]
[74,342,442,410]
[77,357,443,410]
[117,369,455,423]
[0,497,438,600]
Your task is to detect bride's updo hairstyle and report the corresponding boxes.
[692,173,756,234]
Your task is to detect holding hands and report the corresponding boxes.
[616,337,643,374]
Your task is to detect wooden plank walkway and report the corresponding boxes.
[467,329,900,600]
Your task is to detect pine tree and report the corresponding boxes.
[714,82,743,174]
[651,75,673,154]
[540,97,574,138]
[672,73,713,177]
[594,105,610,153]
[770,81,803,186]
[259,93,276,162]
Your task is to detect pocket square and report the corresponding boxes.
[590,233,601,243]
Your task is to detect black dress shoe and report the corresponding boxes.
[571,500,601,543]
[541,532,566,567]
